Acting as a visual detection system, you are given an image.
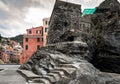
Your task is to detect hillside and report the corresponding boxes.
[0,35,7,43]
[10,34,23,46]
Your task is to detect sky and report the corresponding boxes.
[0,0,119,37]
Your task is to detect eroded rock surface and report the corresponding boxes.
[19,0,120,84]
[87,0,120,73]
[47,0,82,44]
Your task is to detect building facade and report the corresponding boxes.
[20,18,50,64]
[20,26,43,64]
[43,18,50,46]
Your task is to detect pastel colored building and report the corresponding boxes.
[20,18,50,64]
[20,26,43,64]
[0,50,9,63]
[43,18,50,46]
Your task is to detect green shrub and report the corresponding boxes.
[11,59,19,63]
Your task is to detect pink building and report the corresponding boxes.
[20,18,50,64]
[0,50,9,63]
[21,26,44,64]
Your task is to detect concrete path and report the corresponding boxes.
[0,65,27,84]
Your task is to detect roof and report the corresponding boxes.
[43,18,50,21]
[26,26,43,31]
[82,8,96,16]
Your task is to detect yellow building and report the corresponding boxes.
[43,18,50,46]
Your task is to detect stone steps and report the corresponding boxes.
[34,78,51,84]
[52,67,76,76]
[43,75,56,83]
[50,70,65,78]
[47,72,61,82]
[18,63,79,84]
[32,65,77,84]
[17,69,41,81]
[58,64,78,69]
[29,83,44,84]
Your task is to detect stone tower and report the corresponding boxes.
[47,0,82,44]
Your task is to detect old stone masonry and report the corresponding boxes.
[18,0,120,84]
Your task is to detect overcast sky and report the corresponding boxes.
[0,0,119,37]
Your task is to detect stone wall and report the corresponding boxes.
[47,0,82,44]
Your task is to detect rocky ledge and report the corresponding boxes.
[19,0,120,84]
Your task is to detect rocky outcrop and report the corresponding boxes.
[86,0,120,74]
[97,0,120,13]
[19,0,120,84]
[19,46,91,84]
[47,0,82,44]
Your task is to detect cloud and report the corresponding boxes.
[0,0,55,37]
[0,0,119,37]
[0,1,9,11]
[24,7,51,26]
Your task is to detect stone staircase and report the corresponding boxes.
[18,63,80,84]
[18,41,89,84]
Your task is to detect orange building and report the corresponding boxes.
[20,18,50,64]
[20,26,43,64]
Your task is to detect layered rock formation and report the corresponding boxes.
[19,0,120,84]
[88,0,120,73]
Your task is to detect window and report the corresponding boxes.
[45,28,48,32]
[25,45,28,50]
[36,30,41,34]
[37,45,40,50]
[37,38,40,42]
[42,38,43,42]
[46,21,48,25]
[25,38,28,42]
[46,21,49,25]
[29,30,32,34]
